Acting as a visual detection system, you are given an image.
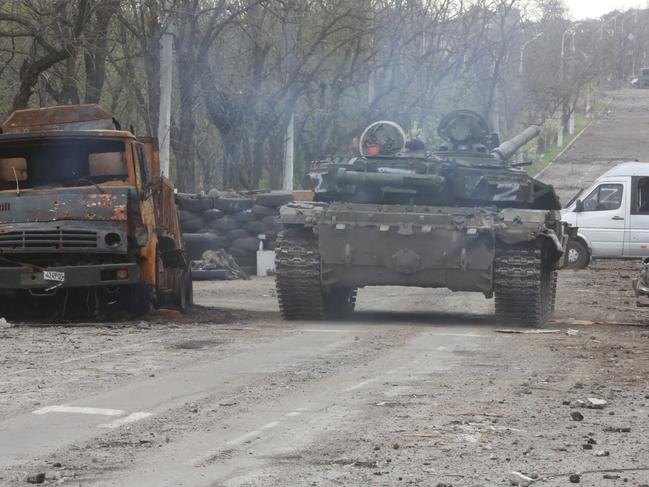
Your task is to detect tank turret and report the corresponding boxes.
[308,110,559,210]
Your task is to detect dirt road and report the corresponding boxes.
[1,90,649,487]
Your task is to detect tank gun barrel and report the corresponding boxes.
[491,125,540,163]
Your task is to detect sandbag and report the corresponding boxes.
[232,210,257,223]
[181,216,203,233]
[251,204,279,218]
[228,246,256,260]
[179,210,197,222]
[226,228,251,240]
[177,194,213,213]
[262,215,280,226]
[210,215,239,232]
[183,233,230,260]
[243,220,265,235]
[255,191,293,208]
[232,237,261,253]
[202,209,224,223]
[216,197,253,213]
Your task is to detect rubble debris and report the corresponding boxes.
[570,411,584,421]
[595,450,610,457]
[586,397,607,409]
[569,473,581,483]
[509,471,535,486]
[496,329,561,334]
[26,473,46,484]
[158,309,183,320]
[0,317,12,328]
[603,426,631,432]
[191,250,249,280]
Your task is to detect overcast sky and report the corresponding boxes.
[566,0,646,19]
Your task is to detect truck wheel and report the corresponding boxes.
[324,287,357,319]
[170,268,193,311]
[275,228,325,320]
[180,269,193,310]
[494,245,551,327]
[565,240,589,269]
[122,284,154,316]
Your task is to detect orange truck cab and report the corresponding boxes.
[0,104,191,317]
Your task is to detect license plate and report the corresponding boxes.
[43,271,65,282]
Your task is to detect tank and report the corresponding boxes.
[276,110,568,326]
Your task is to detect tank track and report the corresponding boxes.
[275,228,357,320]
[275,228,326,320]
[494,245,554,326]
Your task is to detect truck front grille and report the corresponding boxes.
[0,229,98,249]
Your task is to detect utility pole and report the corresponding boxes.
[283,112,294,191]
[282,4,297,191]
[559,22,581,144]
[158,9,174,177]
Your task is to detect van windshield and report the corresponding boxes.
[0,139,128,191]
[565,188,584,208]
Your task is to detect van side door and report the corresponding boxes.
[625,176,649,257]
[575,181,626,257]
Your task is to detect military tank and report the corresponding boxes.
[276,110,567,326]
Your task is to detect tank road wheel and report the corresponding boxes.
[494,245,553,327]
[545,270,557,319]
[275,228,326,320]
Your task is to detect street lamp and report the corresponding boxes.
[558,23,582,145]
[519,32,543,76]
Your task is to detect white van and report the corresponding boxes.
[561,162,649,268]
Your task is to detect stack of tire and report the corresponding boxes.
[178,191,293,276]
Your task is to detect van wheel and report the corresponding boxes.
[565,240,589,269]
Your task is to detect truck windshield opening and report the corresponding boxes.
[0,139,127,190]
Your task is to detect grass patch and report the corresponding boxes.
[526,113,590,176]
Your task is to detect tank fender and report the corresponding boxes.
[280,202,327,226]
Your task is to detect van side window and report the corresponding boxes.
[582,184,623,211]
[631,177,649,214]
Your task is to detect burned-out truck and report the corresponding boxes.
[0,104,191,317]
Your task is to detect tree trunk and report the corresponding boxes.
[13,50,70,110]
[84,1,120,104]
